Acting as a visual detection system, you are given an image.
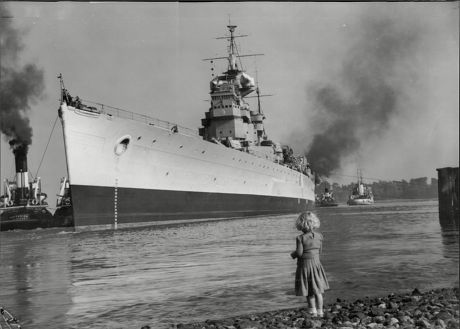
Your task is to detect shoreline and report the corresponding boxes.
[174,287,459,329]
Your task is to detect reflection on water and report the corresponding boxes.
[1,231,73,328]
[0,199,458,329]
[440,219,460,259]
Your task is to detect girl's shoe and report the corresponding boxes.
[317,310,324,318]
[307,308,317,317]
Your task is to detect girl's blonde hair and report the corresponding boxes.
[295,211,320,232]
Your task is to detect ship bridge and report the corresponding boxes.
[200,25,265,146]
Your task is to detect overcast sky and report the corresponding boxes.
[0,2,458,203]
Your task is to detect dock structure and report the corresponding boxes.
[436,167,459,229]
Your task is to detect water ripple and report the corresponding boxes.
[0,199,457,329]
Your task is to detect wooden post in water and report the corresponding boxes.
[436,167,459,229]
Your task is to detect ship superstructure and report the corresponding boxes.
[200,26,285,164]
[57,25,316,229]
[200,26,262,145]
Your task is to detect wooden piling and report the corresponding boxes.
[436,167,459,229]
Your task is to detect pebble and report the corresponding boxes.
[174,287,459,329]
[388,317,399,326]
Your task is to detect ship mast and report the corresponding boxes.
[203,25,263,79]
[250,69,273,114]
[225,25,241,71]
[58,73,66,103]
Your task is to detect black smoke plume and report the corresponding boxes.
[0,3,44,151]
[304,15,422,177]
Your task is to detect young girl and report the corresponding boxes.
[291,211,329,317]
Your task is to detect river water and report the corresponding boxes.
[0,199,458,328]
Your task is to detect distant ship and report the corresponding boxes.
[347,171,374,205]
[316,188,339,207]
[57,24,316,229]
[0,142,67,231]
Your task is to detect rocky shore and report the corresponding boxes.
[174,287,459,329]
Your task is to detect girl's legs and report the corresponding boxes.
[307,295,317,315]
[315,293,324,317]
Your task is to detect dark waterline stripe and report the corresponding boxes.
[70,184,314,227]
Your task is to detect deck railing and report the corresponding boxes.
[79,99,201,137]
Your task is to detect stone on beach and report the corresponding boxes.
[174,287,459,329]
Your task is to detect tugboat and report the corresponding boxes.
[316,187,339,207]
[53,177,74,227]
[56,24,316,229]
[347,171,374,205]
[0,141,57,231]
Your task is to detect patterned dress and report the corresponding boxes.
[294,231,329,296]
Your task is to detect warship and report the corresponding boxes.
[57,25,316,229]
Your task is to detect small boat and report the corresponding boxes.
[316,188,339,207]
[0,142,71,231]
[347,171,374,205]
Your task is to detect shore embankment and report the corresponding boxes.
[175,287,459,329]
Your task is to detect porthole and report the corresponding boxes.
[114,135,131,155]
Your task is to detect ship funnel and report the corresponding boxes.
[12,142,28,174]
[9,140,30,205]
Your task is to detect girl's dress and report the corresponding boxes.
[294,231,329,296]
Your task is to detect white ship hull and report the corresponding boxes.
[59,104,315,228]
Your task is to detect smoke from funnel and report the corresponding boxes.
[0,3,44,151]
[304,14,423,178]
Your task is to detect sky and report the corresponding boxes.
[0,2,458,205]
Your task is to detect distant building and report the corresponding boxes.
[409,177,429,186]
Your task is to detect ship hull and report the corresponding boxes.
[0,205,70,231]
[53,205,75,227]
[71,184,312,227]
[347,198,374,205]
[59,103,316,229]
[316,201,339,207]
